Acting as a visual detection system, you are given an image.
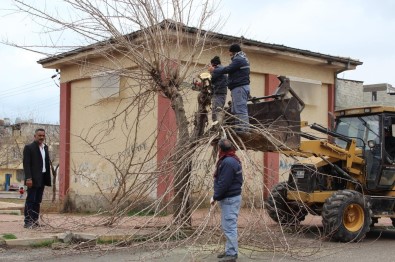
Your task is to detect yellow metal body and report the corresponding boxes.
[283,105,395,203]
[287,190,334,203]
[283,137,366,187]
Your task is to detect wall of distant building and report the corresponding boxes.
[335,79,364,110]
[336,78,395,109]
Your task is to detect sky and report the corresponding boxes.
[1,0,395,124]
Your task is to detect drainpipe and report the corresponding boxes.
[334,58,351,106]
[331,59,351,130]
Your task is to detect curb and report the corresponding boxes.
[0,231,159,248]
[0,202,24,213]
[5,236,57,247]
[1,233,98,248]
[1,233,133,248]
[0,210,21,215]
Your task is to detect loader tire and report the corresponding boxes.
[322,190,372,242]
[266,182,307,225]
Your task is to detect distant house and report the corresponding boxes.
[38,21,362,211]
[0,119,59,191]
[336,78,395,109]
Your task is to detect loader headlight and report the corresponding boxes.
[368,140,376,148]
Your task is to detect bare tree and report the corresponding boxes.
[11,0,224,223]
[5,0,332,260]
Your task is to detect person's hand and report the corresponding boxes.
[207,65,215,73]
[26,179,33,188]
[210,197,216,206]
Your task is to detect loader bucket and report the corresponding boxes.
[226,97,301,152]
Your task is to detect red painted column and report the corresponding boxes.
[328,83,335,128]
[59,82,71,200]
[156,94,177,202]
[263,74,280,199]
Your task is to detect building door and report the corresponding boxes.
[5,173,12,191]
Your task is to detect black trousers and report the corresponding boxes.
[24,186,44,225]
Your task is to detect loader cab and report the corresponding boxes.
[334,108,395,191]
[378,115,395,189]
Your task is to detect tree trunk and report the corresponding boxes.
[170,89,192,226]
[171,86,210,227]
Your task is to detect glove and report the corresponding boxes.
[210,196,215,206]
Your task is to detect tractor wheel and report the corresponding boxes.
[266,182,307,225]
[322,190,372,242]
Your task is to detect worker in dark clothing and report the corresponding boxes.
[208,44,250,133]
[211,138,243,262]
[210,56,228,123]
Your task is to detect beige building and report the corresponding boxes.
[38,22,362,211]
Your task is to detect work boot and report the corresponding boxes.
[218,255,237,262]
[33,221,43,228]
[24,223,37,229]
[217,252,238,258]
[217,252,226,258]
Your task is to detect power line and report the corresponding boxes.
[0,79,56,99]
[0,78,51,93]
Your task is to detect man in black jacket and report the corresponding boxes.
[210,56,228,123]
[23,128,51,228]
[208,44,250,133]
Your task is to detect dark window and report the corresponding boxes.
[372,91,377,101]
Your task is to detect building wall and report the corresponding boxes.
[336,79,395,109]
[362,88,395,106]
[335,79,364,110]
[0,169,20,190]
[56,46,339,211]
[67,78,158,202]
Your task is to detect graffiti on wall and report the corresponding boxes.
[279,156,296,180]
[117,141,148,158]
[73,141,153,190]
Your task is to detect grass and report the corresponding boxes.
[30,240,56,248]
[2,233,17,240]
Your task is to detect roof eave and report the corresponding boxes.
[37,22,362,70]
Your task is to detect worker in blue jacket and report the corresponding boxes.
[208,44,250,133]
[211,138,243,261]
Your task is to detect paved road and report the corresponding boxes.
[1,228,395,262]
[1,190,395,261]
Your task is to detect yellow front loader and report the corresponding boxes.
[217,76,395,242]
